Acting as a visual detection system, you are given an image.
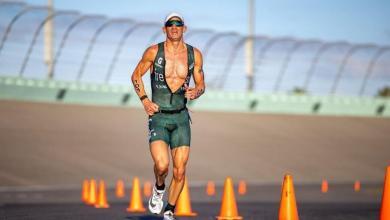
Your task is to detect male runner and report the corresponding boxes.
[130,12,205,220]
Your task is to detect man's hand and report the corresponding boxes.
[184,84,204,100]
[142,98,159,116]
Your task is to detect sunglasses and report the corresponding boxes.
[165,20,184,27]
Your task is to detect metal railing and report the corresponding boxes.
[0,2,389,97]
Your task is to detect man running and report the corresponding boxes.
[130,12,205,220]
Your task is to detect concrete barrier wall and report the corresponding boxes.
[0,76,388,117]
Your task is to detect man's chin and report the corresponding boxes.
[168,36,182,41]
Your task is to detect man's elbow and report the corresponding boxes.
[131,73,138,82]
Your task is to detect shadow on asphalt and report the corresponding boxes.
[126,215,163,220]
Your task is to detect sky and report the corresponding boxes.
[18,0,390,46]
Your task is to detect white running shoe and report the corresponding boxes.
[163,210,176,220]
[148,185,165,214]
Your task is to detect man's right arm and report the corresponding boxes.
[131,45,159,116]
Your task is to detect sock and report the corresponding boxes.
[156,182,165,191]
[164,203,175,213]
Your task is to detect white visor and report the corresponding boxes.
[164,12,184,24]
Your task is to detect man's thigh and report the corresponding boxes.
[171,146,190,167]
[148,115,170,145]
[170,113,191,149]
[150,140,170,165]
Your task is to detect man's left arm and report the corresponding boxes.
[185,48,205,100]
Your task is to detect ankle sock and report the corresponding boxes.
[164,203,175,213]
[155,182,165,191]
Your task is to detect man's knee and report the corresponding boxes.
[155,161,169,175]
[173,166,186,181]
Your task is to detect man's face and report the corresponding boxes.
[163,17,186,41]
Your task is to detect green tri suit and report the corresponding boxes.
[148,42,194,149]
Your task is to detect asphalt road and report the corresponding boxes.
[1,202,380,220]
[0,184,383,220]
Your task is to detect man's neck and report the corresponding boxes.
[165,39,186,53]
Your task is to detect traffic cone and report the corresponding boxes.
[206,181,216,196]
[216,177,242,220]
[95,180,109,208]
[88,179,97,205]
[126,177,146,212]
[278,174,299,220]
[82,179,89,203]
[238,180,247,195]
[143,181,152,197]
[321,179,328,193]
[380,166,390,220]
[116,179,125,198]
[176,178,197,216]
[354,180,361,192]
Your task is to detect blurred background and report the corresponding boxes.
[0,0,389,203]
[1,0,389,95]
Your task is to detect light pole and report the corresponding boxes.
[44,0,54,79]
[246,0,255,91]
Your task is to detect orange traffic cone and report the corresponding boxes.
[238,180,247,195]
[279,174,299,220]
[380,166,390,220]
[206,181,216,196]
[354,180,361,192]
[88,179,97,205]
[143,181,152,198]
[176,178,197,216]
[95,180,109,208]
[82,179,89,203]
[216,177,242,220]
[126,177,146,212]
[321,179,328,193]
[116,179,125,198]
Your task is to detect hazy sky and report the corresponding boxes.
[20,0,390,46]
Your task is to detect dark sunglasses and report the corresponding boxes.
[165,20,184,27]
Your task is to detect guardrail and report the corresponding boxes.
[0,76,388,117]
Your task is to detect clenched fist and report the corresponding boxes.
[184,84,204,100]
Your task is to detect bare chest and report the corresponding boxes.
[164,50,188,81]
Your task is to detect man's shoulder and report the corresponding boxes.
[191,46,203,61]
[146,44,159,54]
[185,43,202,56]
[142,44,159,61]
[185,43,196,50]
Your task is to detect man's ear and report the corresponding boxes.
[183,25,187,33]
[162,26,166,34]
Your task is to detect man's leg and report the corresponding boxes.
[164,146,190,213]
[150,140,170,186]
[149,140,170,214]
